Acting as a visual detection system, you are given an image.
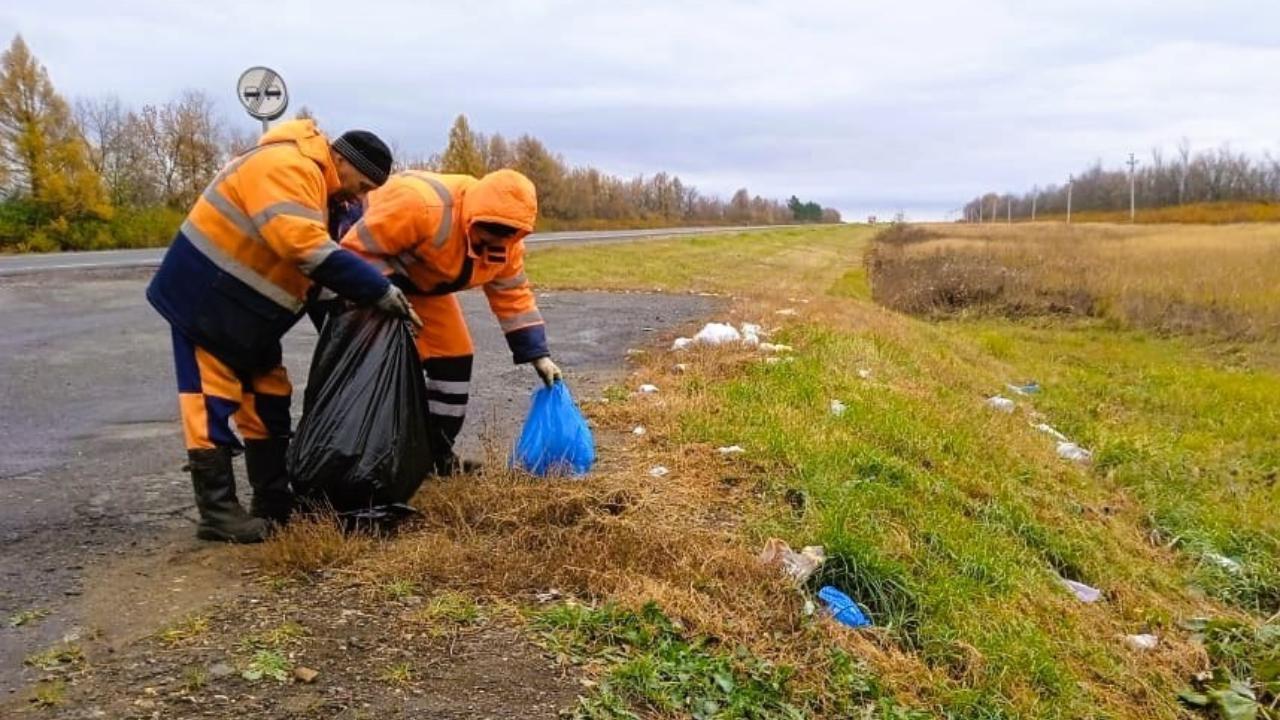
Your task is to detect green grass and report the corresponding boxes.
[533,601,922,719]
[528,226,872,294]
[526,225,1280,717]
[24,644,84,672]
[951,320,1280,615]
[241,649,290,683]
[158,613,211,646]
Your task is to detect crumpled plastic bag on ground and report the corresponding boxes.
[986,396,1016,413]
[1204,552,1243,574]
[1056,441,1093,463]
[1060,577,1102,603]
[511,381,596,477]
[1125,633,1159,651]
[817,586,872,628]
[1006,381,1041,395]
[694,322,741,345]
[758,538,826,583]
[1034,423,1069,442]
[673,322,770,350]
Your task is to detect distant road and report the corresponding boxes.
[0,225,773,276]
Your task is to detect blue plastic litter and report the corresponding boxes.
[511,381,596,477]
[817,586,872,628]
[1006,381,1041,395]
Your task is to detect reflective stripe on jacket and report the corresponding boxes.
[340,169,548,363]
[148,119,389,371]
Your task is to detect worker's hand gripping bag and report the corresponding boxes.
[288,306,434,511]
[512,381,596,477]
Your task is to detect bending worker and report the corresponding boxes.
[147,119,420,544]
[339,168,561,474]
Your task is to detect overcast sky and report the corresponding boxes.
[4,1,1278,220]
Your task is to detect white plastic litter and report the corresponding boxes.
[1056,442,1093,463]
[986,396,1016,413]
[1034,423,1069,442]
[693,323,742,345]
[1061,578,1102,603]
[648,466,670,478]
[758,538,827,583]
[759,343,793,354]
[742,334,761,347]
[671,337,694,351]
[674,363,689,373]
[857,368,872,380]
[830,399,847,417]
[776,308,798,316]
[535,589,563,603]
[638,384,659,394]
[1205,553,1243,574]
[741,323,763,337]
[718,445,746,455]
[632,426,647,436]
[1125,634,1159,651]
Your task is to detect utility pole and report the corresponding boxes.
[1126,152,1139,223]
[1007,197,1011,224]
[1066,174,1074,224]
[990,197,997,224]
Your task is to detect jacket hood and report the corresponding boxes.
[461,169,538,239]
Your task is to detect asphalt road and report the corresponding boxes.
[0,226,771,276]
[0,265,717,696]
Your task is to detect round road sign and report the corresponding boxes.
[236,66,288,120]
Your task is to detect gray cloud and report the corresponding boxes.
[3,0,1277,220]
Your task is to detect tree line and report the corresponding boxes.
[396,113,841,229]
[963,141,1280,222]
[0,34,839,252]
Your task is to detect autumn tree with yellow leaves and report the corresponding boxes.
[0,34,109,244]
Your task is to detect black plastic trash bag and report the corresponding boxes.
[287,306,434,512]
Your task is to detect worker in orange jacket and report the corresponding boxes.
[338,168,561,473]
[147,119,420,544]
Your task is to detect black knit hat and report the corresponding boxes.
[332,130,393,186]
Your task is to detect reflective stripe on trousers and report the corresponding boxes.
[171,328,292,450]
[423,355,473,451]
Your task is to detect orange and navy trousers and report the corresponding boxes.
[171,329,292,450]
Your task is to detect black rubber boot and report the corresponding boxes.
[188,448,269,543]
[244,438,294,524]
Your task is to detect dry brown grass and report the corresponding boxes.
[257,511,375,577]
[252,337,930,702]
[867,222,1280,338]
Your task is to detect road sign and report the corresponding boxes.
[236,66,288,122]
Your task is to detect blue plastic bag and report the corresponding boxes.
[817,586,872,628]
[511,381,596,476]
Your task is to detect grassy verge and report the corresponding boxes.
[517,224,1278,717]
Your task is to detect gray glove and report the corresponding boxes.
[374,285,423,329]
[532,356,562,387]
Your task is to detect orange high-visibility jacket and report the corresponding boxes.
[340,169,549,363]
[148,119,389,371]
